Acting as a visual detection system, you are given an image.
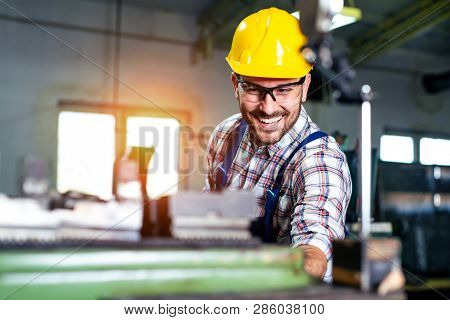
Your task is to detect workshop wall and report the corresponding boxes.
[0,0,449,196]
[0,0,236,195]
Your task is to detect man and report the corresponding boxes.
[204,7,352,282]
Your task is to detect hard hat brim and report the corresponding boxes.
[226,57,312,79]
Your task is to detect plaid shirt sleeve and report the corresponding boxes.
[290,139,352,282]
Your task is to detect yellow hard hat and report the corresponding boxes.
[226,7,312,78]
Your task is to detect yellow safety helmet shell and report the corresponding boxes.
[226,7,312,78]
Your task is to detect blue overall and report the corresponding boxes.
[213,120,328,243]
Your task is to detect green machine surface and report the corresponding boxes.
[0,246,312,299]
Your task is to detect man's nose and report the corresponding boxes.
[259,91,278,115]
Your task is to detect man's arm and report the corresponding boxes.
[291,143,352,281]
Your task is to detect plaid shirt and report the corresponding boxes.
[204,107,352,282]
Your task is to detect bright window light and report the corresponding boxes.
[420,137,450,166]
[380,135,414,163]
[127,117,180,199]
[57,112,115,200]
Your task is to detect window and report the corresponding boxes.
[126,117,180,199]
[380,135,414,164]
[57,100,190,201]
[57,112,115,200]
[420,137,450,166]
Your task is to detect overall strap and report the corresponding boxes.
[214,119,248,191]
[274,131,328,188]
[262,130,328,242]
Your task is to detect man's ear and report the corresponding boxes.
[301,73,312,103]
[231,72,239,100]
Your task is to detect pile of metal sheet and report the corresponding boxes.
[0,195,142,245]
[169,191,258,240]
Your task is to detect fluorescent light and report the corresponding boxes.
[292,6,361,31]
[361,101,372,238]
[330,7,361,30]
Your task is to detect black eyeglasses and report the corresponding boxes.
[236,75,306,103]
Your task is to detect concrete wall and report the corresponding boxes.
[1,0,449,196]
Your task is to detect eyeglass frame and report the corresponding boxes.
[236,74,306,102]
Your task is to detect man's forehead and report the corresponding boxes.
[240,74,302,87]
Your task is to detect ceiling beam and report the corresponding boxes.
[194,0,259,61]
[349,0,450,64]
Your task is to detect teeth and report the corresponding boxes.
[258,116,282,124]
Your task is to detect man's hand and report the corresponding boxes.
[301,244,327,279]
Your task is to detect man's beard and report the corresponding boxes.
[240,100,302,147]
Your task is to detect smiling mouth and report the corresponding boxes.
[256,115,283,125]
